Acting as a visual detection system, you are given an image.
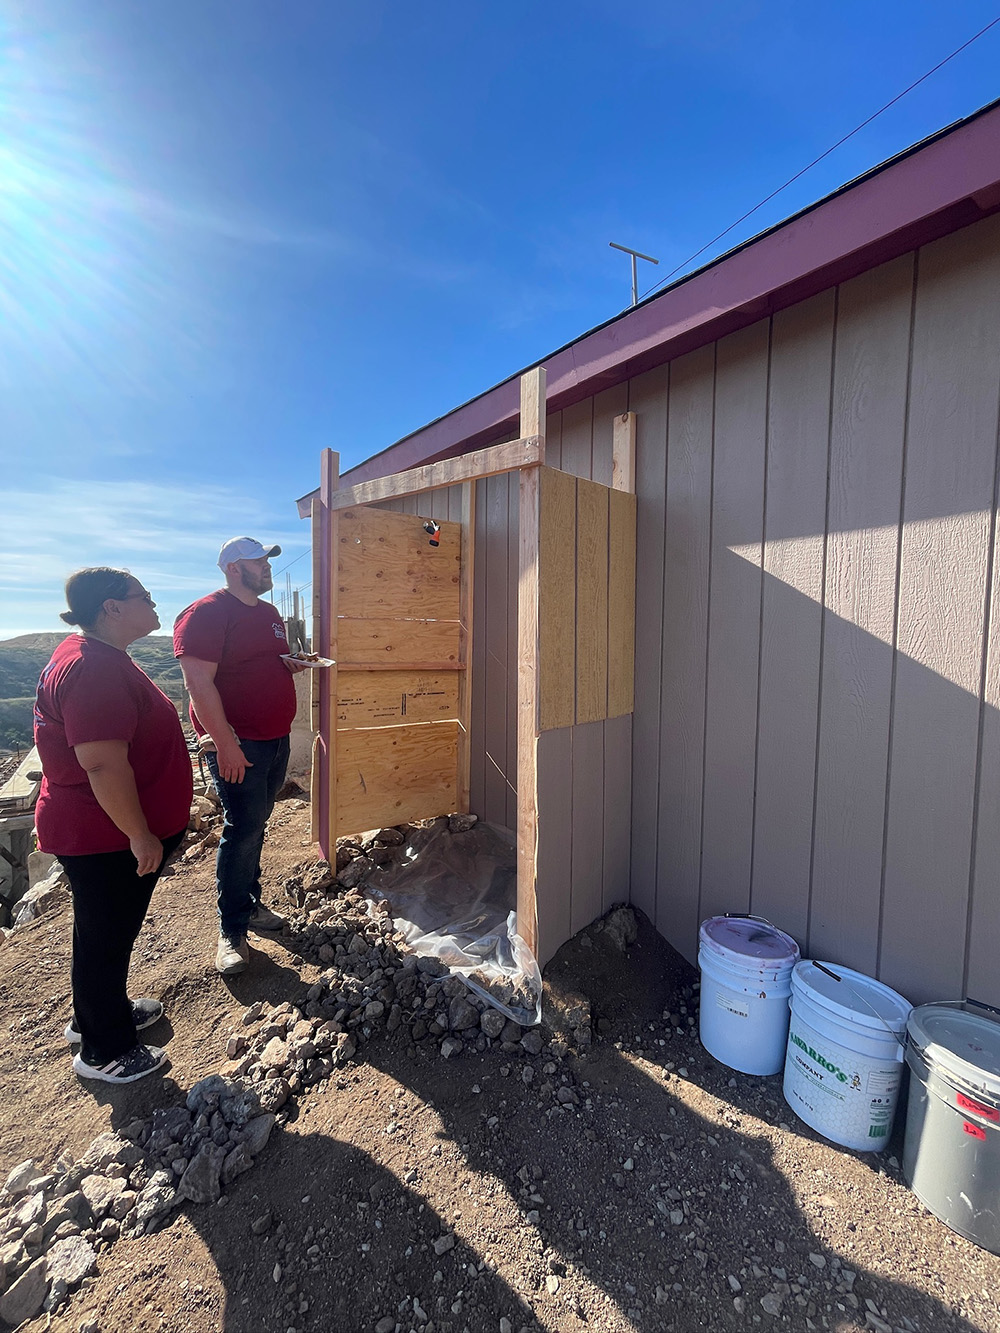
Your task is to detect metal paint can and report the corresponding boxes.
[903,1001,1000,1255]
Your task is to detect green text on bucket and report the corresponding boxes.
[789,1030,849,1083]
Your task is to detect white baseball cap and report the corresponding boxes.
[218,537,281,571]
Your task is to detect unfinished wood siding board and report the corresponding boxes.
[571,719,605,933]
[319,449,340,859]
[336,507,462,621]
[575,478,610,724]
[469,478,489,819]
[593,383,628,489]
[811,254,914,973]
[457,481,475,815]
[505,471,519,831]
[751,291,835,944]
[628,364,670,924]
[537,467,578,731]
[612,411,637,494]
[607,488,637,718]
[560,398,595,481]
[602,713,633,913]
[336,671,459,728]
[310,498,321,734]
[329,436,544,510]
[535,726,573,967]
[337,617,460,668]
[700,320,769,923]
[517,466,542,958]
[336,721,458,835]
[880,219,1000,1003]
[484,473,511,824]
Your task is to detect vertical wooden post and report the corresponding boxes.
[457,480,476,815]
[316,450,340,860]
[516,368,546,957]
[612,411,636,492]
[309,496,322,844]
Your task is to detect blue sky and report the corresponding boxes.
[2,0,999,638]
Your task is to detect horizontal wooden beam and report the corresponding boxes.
[329,435,544,511]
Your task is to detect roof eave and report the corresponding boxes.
[298,98,1000,517]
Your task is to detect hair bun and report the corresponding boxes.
[59,611,79,625]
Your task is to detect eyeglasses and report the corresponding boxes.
[119,590,155,605]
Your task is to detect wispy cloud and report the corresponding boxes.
[0,478,310,638]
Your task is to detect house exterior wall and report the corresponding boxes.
[629,211,1000,1008]
[380,209,1000,997]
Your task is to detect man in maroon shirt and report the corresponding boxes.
[174,538,306,975]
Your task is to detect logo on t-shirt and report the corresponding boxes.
[272,622,285,640]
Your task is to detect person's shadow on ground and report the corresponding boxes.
[162,915,999,1333]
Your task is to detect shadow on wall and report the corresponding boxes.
[651,544,999,1010]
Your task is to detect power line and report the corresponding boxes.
[637,15,1000,303]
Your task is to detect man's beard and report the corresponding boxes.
[241,568,272,595]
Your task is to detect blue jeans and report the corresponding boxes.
[206,735,290,939]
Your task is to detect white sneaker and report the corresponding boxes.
[216,933,249,975]
[73,1043,168,1084]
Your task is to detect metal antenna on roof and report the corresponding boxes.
[609,241,659,307]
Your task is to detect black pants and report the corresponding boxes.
[60,830,185,1063]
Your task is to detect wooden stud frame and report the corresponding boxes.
[516,368,546,958]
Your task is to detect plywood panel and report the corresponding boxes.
[700,320,769,923]
[593,383,628,489]
[575,479,609,724]
[469,479,489,819]
[535,726,573,966]
[338,617,460,668]
[602,713,633,913]
[337,506,461,620]
[457,482,475,815]
[484,473,510,824]
[752,291,834,944]
[336,671,459,728]
[657,348,713,958]
[607,488,637,718]
[571,720,604,933]
[505,470,519,831]
[336,721,458,834]
[538,467,577,731]
[811,254,914,971]
[629,364,669,924]
[880,219,1000,1003]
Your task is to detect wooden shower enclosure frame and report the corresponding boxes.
[308,370,637,961]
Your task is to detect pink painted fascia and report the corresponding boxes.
[298,100,1000,515]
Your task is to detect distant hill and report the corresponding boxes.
[0,634,183,751]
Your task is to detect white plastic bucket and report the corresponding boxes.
[783,961,911,1152]
[698,916,799,1076]
[903,1001,1000,1255]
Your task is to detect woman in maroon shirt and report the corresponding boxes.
[34,568,193,1084]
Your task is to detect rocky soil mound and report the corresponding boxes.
[0,797,998,1333]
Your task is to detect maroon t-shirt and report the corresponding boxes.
[172,590,296,741]
[34,636,193,857]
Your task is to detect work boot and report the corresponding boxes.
[249,903,285,933]
[216,933,249,976]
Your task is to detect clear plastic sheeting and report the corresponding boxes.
[366,820,541,1026]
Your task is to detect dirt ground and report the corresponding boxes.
[1,797,999,1333]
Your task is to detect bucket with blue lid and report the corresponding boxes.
[698,915,800,1076]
